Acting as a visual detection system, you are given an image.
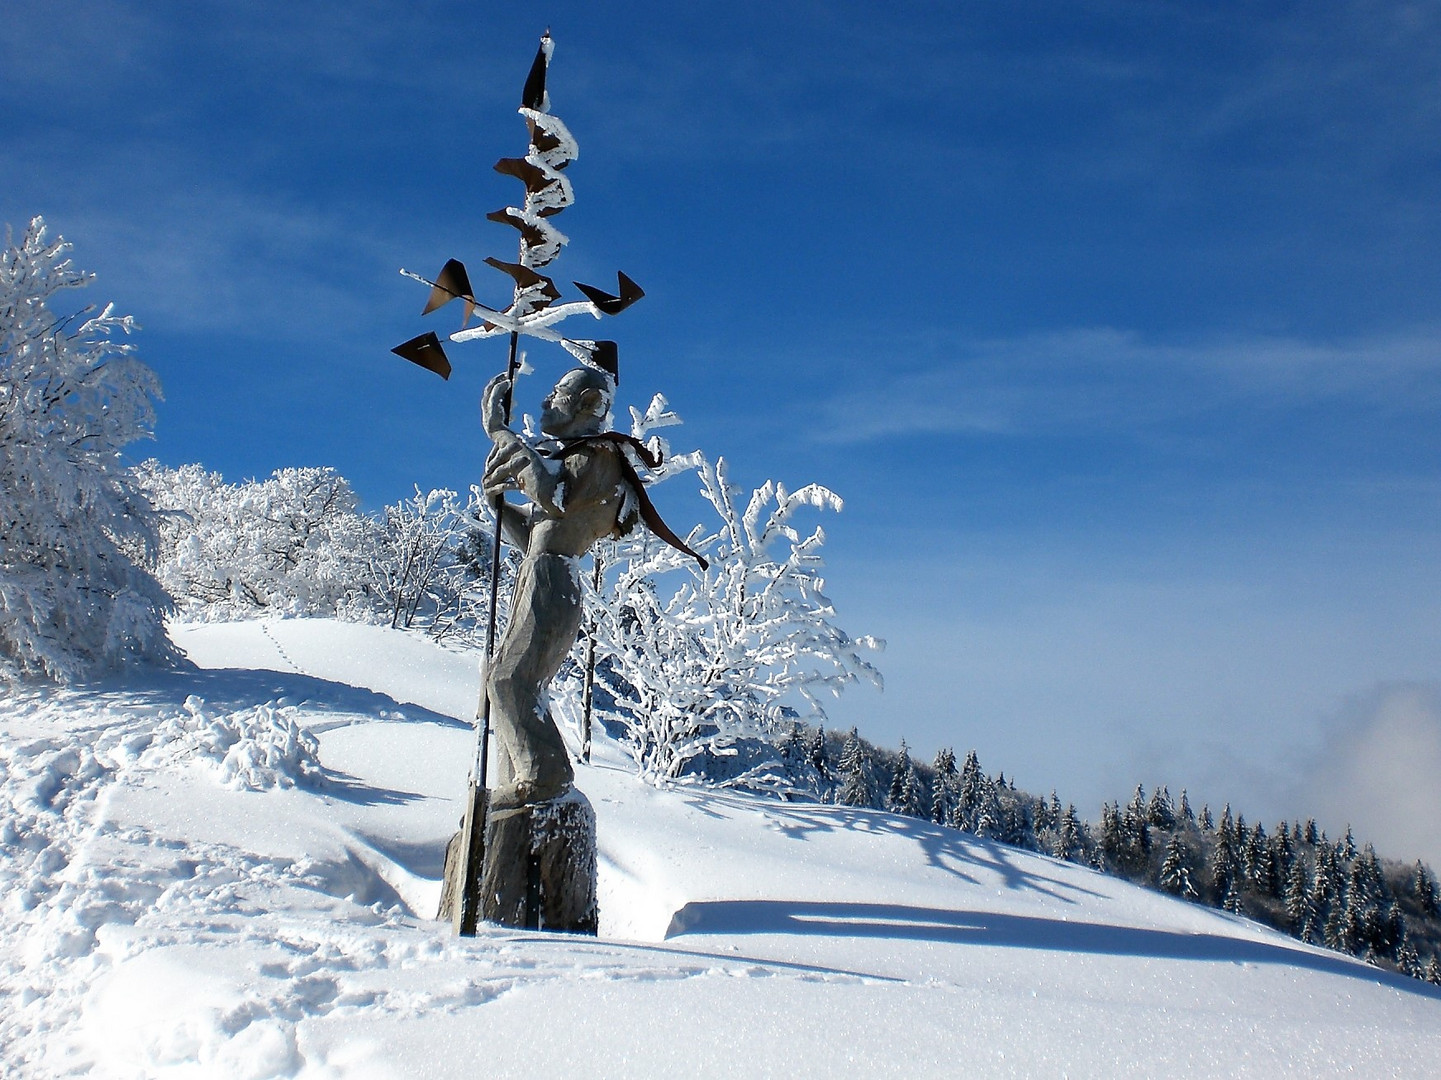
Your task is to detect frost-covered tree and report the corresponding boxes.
[1245,823,1275,895]
[1209,804,1238,901]
[1147,785,1176,830]
[1,217,174,681]
[137,462,380,621]
[1054,804,1085,863]
[1396,940,1423,979]
[835,727,875,808]
[1159,835,1197,899]
[931,748,957,825]
[885,740,923,817]
[1272,822,1295,888]
[778,722,807,764]
[974,775,1004,839]
[951,749,985,831]
[369,485,468,630]
[808,724,831,783]
[1286,858,1317,940]
[1222,878,1245,916]
[1413,861,1440,918]
[588,399,882,780]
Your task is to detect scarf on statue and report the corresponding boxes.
[540,433,709,571]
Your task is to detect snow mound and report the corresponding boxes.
[148,696,320,791]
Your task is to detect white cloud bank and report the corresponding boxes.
[1297,683,1441,871]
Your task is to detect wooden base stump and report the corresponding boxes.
[438,788,598,934]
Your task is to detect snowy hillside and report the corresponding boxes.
[2,620,1438,1078]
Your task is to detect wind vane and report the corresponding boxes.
[392,31,643,385]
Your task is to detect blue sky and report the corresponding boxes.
[5,1,1441,859]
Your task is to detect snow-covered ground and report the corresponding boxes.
[2,619,1437,1078]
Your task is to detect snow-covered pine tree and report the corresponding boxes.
[1033,789,1056,832]
[835,727,874,808]
[930,747,957,825]
[1326,865,1363,954]
[885,740,923,817]
[1119,785,1152,875]
[1311,845,1337,936]
[952,749,985,831]
[778,722,807,764]
[1413,861,1440,918]
[974,775,1003,839]
[1244,822,1273,894]
[808,724,831,783]
[1209,805,1238,903]
[1285,856,1316,940]
[1396,939,1423,979]
[1147,785,1176,830]
[1177,788,1194,824]
[1159,834,1198,899]
[1055,804,1085,863]
[886,740,910,813]
[1,218,174,681]
[1272,822,1295,889]
[1222,878,1245,915]
[1099,801,1123,869]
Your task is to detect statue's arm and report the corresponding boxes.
[493,501,530,549]
[481,374,563,520]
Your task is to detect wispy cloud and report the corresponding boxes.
[817,328,1441,442]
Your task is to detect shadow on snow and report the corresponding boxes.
[668,785,1108,907]
[664,898,1441,1000]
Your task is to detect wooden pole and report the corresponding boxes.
[453,327,522,937]
[581,551,603,763]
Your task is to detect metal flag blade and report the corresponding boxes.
[521,31,551,110]
[422,259,475,315]
[561,338,619,383]
[392,331,452,379]
[483,256,562,303]
[485,208,551,252]
[493,158,568,217]
[573,271,645,316]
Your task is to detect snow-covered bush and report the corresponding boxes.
[0,217,174,682]
[587,396,883,782]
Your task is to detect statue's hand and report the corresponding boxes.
[481,374,512,437]
[483,432,527,496]
[483,434,563,515]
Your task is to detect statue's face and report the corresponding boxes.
[540,369,609,437]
